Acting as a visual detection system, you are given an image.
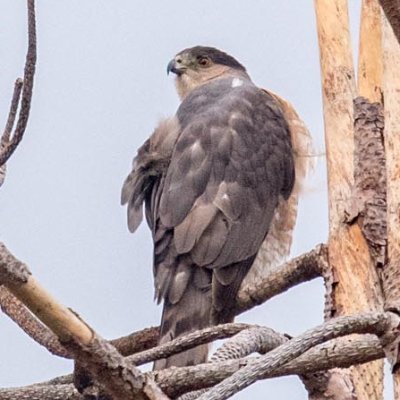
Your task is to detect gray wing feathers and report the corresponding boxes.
[122,79,295,369]
[161,84,293,269]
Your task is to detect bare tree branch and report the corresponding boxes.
[111,326,160,356]
[0,286,69,358]
[0,0,37,171]
[129,323,252,366]
[236,244,326,315]
[1,245,325,361]
[1,331,386,400]
[1,79,24,143]
[195,313,389,400]
[154,334,385,398]
[0,242,166,400]
[0,384,81,400]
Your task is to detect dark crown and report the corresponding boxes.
[179,46,246,71]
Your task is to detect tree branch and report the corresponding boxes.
[0,0,37,172]
[0,286,69,357]
[235,244,326,315]
[1,79,23,144]
[195,313,389,400]
[1,245,325,362]
[129,323,252,366]
[1,320,388,400]
[0,242,165,400]
[154,334,385,398]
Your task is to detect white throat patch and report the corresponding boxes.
[231,78,243,88]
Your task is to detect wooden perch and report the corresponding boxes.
[155,330,387,399]
[187,313,390,400]
[0,243,325,363]
[1,314,393,400]
[0,242,165,400]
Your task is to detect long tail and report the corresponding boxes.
[153,267,212,369]
[153,255,255,369]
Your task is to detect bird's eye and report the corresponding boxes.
[198,57,211,67]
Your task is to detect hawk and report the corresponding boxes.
[121,46,312,369]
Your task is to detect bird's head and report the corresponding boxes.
[167,46,249,99]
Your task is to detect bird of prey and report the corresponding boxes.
[121,46,312,369]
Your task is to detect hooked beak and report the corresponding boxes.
[167,59,184,76]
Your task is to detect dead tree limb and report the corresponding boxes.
[0,0,37,184]
[195,313,389,400]
[129,323,252,366]
[1,244,325,362]
[0,286,69,357]
[236,244,326,315]
[0,242,164,400]
[1,318,388,400]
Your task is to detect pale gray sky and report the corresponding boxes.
[2,1,389,399]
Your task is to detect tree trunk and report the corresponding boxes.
[382,13,400,399]
[314,1,385,399]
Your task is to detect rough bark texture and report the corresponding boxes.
[66,335,148,400]
[128,323,252,366]
[314,1,385,399]
[347,97,387,268]
[195,313,388,400]
[110,326,159,357]
[1,331,387,400]
[0,286,69,358]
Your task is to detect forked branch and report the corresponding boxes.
[0,0,37,184]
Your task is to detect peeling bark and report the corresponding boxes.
[346,97,387,268]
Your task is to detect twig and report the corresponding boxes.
[129,323,252,366]
[1,79,23,143]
